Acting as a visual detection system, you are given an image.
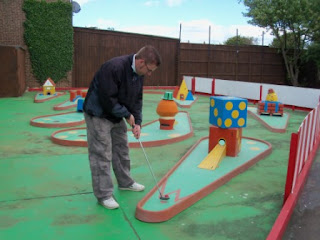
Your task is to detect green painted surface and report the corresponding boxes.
[0,92,309,239]
[143,138,270,211]
[52,111,191,144]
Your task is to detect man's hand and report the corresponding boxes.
[132,124,141,139]
[125,114,135,127]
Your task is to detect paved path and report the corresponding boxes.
[283,150,320,239]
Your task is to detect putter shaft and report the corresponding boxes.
[138,139,165,198]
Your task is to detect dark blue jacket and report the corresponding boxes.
[83,54,143,125]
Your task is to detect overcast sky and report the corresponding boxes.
[72,0,274,45]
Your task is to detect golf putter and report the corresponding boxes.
[138,138,170,201]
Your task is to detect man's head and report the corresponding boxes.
[135,45,161,76]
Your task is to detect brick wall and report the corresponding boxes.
[0,0,72,89]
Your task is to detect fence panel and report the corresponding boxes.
[73,27,178,88]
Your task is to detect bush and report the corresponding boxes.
[23,0,73,84]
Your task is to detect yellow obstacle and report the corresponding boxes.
[198,142,226,170]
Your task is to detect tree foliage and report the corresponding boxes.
[23,0,73,84]
[224,35,258,45]
[240,0,320,86]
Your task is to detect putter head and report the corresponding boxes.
[159,194,170,200]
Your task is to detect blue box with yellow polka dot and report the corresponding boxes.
[209,96,248,128]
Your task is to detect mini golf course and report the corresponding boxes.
[0,91,309,240]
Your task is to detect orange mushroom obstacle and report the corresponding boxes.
[156,92,178,130]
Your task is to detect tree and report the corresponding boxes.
[240,0,320,86]
[224,35,258,45]
[306,43,320,82]
[269,32,298,49]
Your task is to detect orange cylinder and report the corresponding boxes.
[159,118,175,130]
[70,90,77,101]
[81,90,87,98]
[76,89,82,96]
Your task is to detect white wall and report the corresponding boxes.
[184,76,320,109]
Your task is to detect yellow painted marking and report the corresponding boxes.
[246,141,256,145]
[198,143,226,170]
[75,139,85,141]
[168,133,182,138]
[58,135,68,139]
[250,147,261,151]
[69,131,78,134]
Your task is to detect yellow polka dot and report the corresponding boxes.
[217,118,222,126]
[238,118,245,126]
[75,139,85,141]
[232,110,239,119]
[239,101,247,110]
[214,108,218,117]
[211,99,215,107]
[246,141,256,145]
[224,118,232,127]
[226,101,233,110]
[69,131,78,134]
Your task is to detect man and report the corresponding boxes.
[83,45,161,209]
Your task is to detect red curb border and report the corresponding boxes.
[174,96,198,109]
[135,136,273,223]
[34,92,66,103]
[51,111,193,148]
[53,100,77,111]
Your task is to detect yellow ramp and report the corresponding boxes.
[198,143,226,170]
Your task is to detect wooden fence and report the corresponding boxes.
[72,27,179,88]
[72,27,286,88]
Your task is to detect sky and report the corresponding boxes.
[72,0,274,45]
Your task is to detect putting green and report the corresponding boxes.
[136,136,272,222]
[51,112,193,147]
[247,106,289,132]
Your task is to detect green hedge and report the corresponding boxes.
[23,0,73,84]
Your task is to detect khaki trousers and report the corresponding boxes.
[84,113,134,201]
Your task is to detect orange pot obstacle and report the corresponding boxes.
[156,92,178,130]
